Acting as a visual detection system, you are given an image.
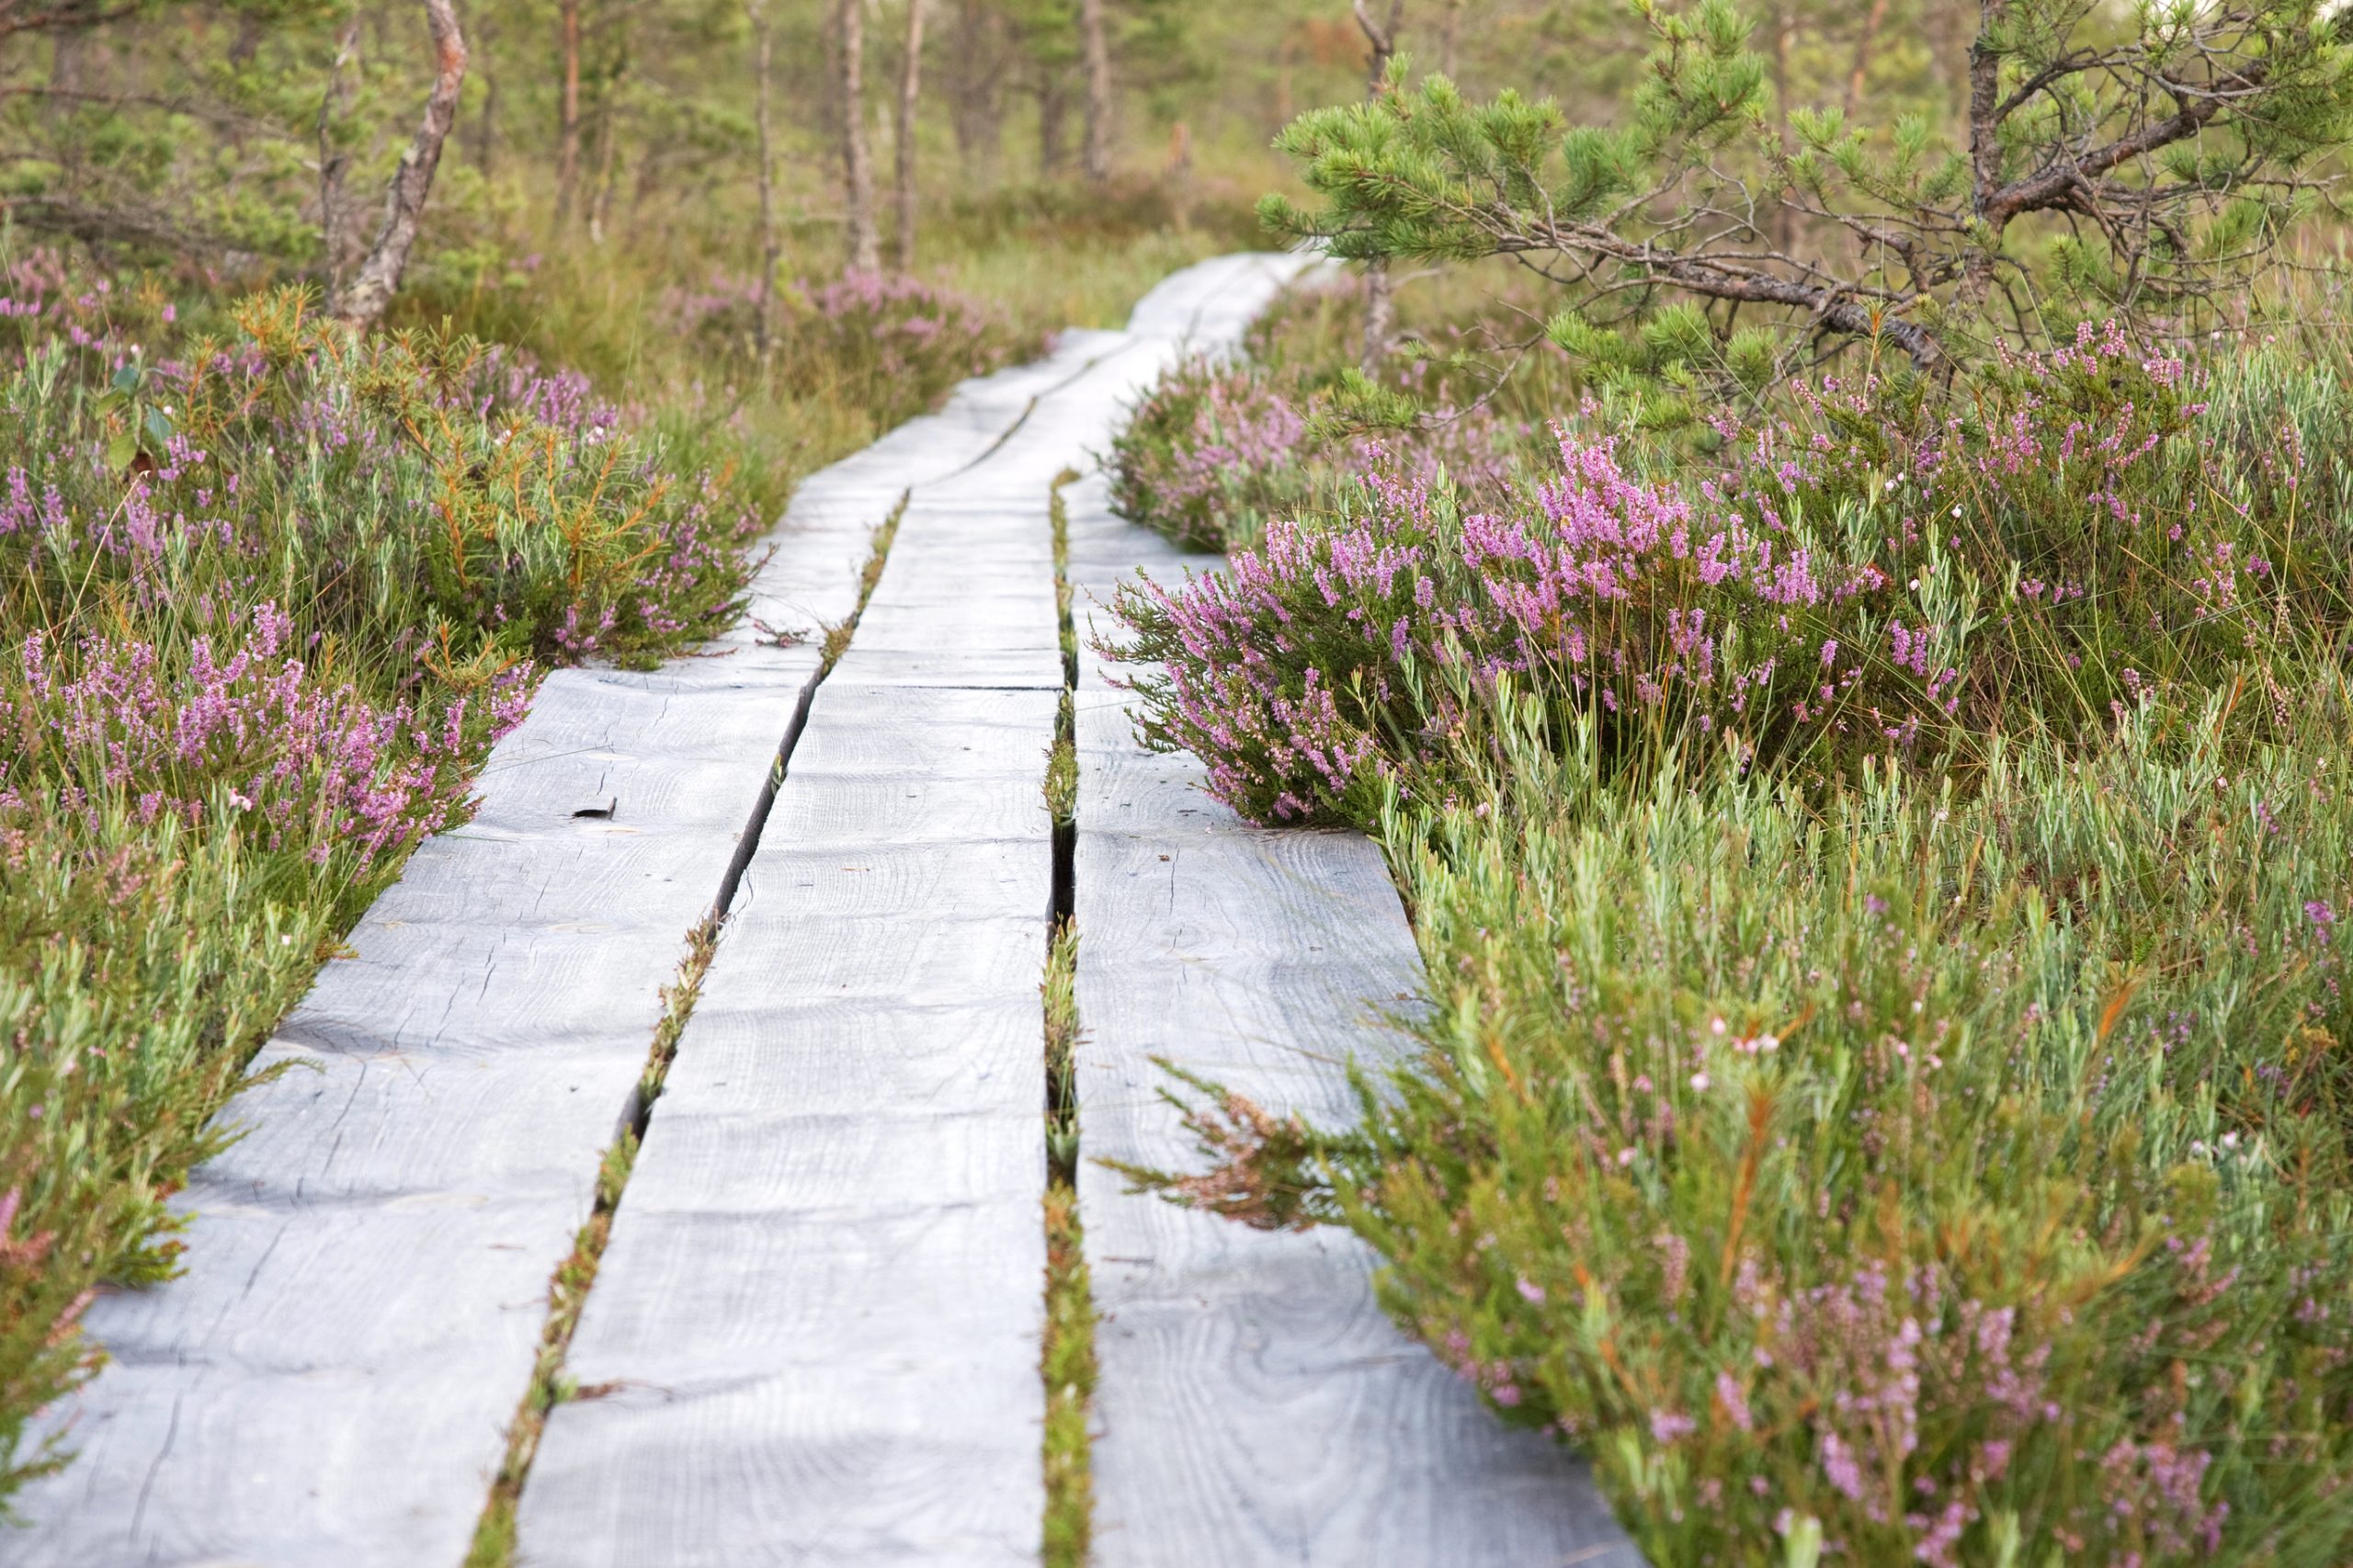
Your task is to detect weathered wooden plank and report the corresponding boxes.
[505,281,1258,1563]
[1066,263,1642,1565]
[514,684,1058,1568]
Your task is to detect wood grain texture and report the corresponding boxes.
[508,264,1315,1565]
[513,685,1060,1567]
[1066,260,1642,1567]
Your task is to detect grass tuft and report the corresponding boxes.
[822,490,910,674]
[463,915,722,1568]
[1040,1183,1097,1568]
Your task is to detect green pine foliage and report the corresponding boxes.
[1260,0,2353,397]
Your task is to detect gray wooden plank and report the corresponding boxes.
[1067,263,1640,1567]
[513,684,1058,1568]
[506,268,1291,1565]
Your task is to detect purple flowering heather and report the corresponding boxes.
[665,266,1038,427]
[4,604,529,871]
[1121,316,2353,824]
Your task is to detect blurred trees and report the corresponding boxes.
[0,1,2006,317]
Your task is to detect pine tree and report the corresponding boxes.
[1262,0,2353,389]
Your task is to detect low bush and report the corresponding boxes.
[1117,326,2350,824]
[1106,355,1313,550]
[1107,346,1530,553]
[665,267,1043,432]
[1153,702,2353,1563]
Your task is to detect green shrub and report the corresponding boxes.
[1148,697,2353,1563]
[1117,327,2353,825]
[1107,355,1314,550]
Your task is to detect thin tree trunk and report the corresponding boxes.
[1078,0,1110,185]
[1769,2,1796,254]
[1355,0,1401,87]
[470,10,497,176]
[586,57,623,244]
[51,28,83,94]
[1926,0,1971,124]
[1038,77,1067,176]
[555,0,582,221]
[839,0,880,271]
[315,19,361,291]
[1439,0,1461,79]
[1354,0,1403,373]
[750,0,779,353]
[333,0,468,329]
[1960,0,2010,311]
[1843,0,1888,119]
[893,0,925,272]
[949,0,1000,179]
[1165,119,1191,226]
[821,0,842,146]
[1837,0,1888,278]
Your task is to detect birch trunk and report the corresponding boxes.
[555,0,581,221]
[1353,0,1402,372]
[893,0,925,272]
[751,0,779,353]
[1078,0,1111,185]
[839,0,880,271]
[333,0,468,329]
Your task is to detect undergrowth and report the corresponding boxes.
[1114,283,2353,1563]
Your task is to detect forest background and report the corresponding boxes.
[0,0,1997,392]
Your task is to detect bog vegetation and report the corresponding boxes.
[1108,1,2353,1562]
[9,0,2353,1561]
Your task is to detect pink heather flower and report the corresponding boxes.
[1715,1371,1753,1433]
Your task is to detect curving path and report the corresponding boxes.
[12,255,1635,1568]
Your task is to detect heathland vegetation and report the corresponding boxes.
[8,0,2353,1562]
[1106,2,2353,1562]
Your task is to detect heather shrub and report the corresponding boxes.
[4,605,527,870]
[1146,699,2353,1564]
[0,283,763,668]
[1117,325,2353,825]
[665,267,1042,431]
[1107,274,1639,557]
[1107,355,1314,550]
[1108,347,1530,553]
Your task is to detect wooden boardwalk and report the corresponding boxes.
[11,255,1634,1567]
